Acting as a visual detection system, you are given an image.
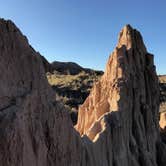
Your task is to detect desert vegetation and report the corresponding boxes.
[47,70,102,124]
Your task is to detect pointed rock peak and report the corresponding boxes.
[118,24,146,51]
[0,18,18,33]
[118,24,133,48]
[76,25,156,140]
[120,24,133,36]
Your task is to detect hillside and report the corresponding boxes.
[45,62,103,124]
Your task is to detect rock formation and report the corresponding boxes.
[160,112,166,129]
[0,18,166,166]
[0,18,82,166]
[160,111,166,142]
[76,25,166,165]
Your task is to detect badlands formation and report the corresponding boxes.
[0,18,165,166]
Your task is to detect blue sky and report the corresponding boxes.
[0,0,165,74]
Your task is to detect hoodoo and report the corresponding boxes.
[0,18,166,166]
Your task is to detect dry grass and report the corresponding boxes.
[159,75,166,83]
[46,71,102,124]
[47,71,100,90]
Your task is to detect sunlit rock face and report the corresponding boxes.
[160,112,166,129]
[160,111,166,144]
[76,25,166,166]
[76,25,155,138]
[0,18,166,166]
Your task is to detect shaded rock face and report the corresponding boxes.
[0,18,166,166]
[0,19,82,166]
[40,55,53,73]
[76,25,166,165]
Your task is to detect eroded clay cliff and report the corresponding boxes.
[0,19,165,166]
[76,25,166,165]
[0,19,82,166]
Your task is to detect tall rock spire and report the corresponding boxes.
[76,25,154,138]
[75,25,166,166]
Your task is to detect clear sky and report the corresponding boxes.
[0,0,165,74]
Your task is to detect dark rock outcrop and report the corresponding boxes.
[0,18,82,166]
[51,61,84,75]
[0,18,165,166]
[40,55,53,73]
[51,61,103,75]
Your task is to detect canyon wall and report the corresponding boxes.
[0,19,165,166]
[0,19,82,166]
